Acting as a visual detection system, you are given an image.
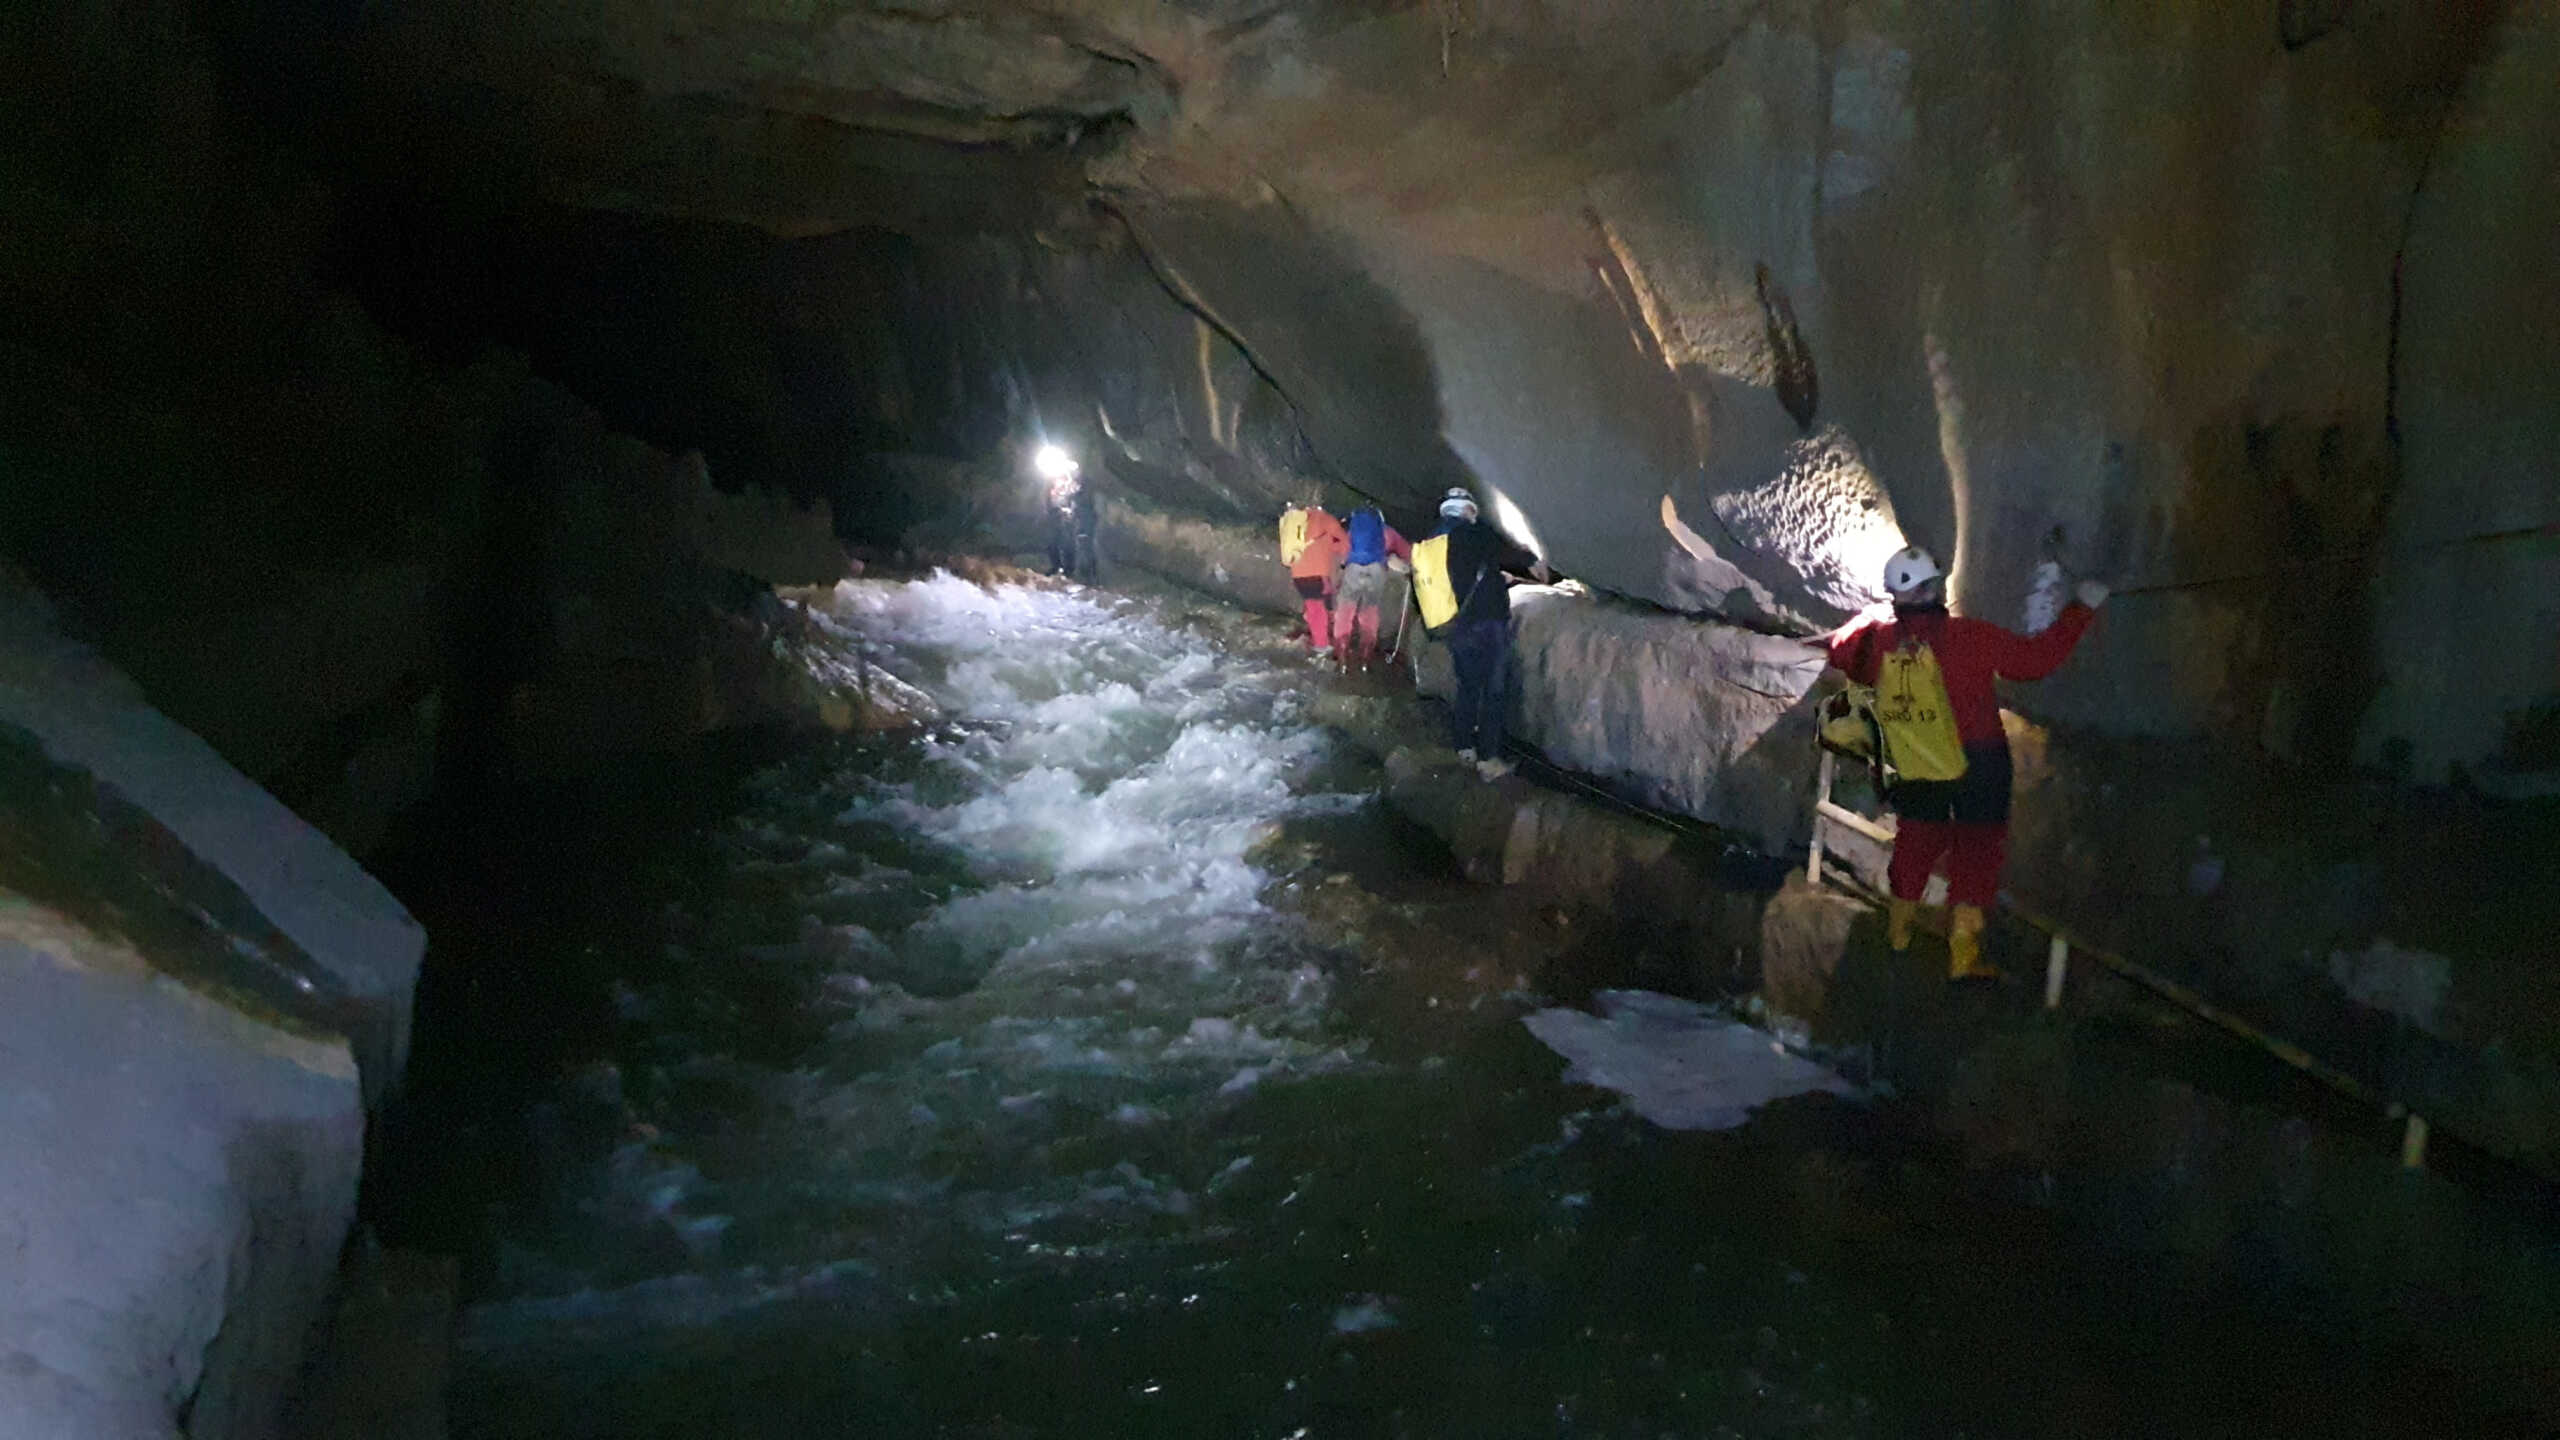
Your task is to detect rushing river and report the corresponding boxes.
[430,574,2516,1440]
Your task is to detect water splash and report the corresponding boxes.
[481,574,1362,1315]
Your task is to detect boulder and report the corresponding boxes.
[0,911,363,1440]
[0,569,425,1098]
[0,569,422,1439]
[500,417,878,775]
[1376,743,1768,994]
[1410,585,1826,853]
[1757,876,1866,1032]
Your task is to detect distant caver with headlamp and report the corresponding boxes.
[1035,443,1097,583]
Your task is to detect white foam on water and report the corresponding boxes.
[1523,990,1858,1132]
[481,574,1364,1326]
[1331,1297,1399,1334]
[462,1259,885,1353]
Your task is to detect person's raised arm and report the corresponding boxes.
[1982,584,2104,680]
[1823,607,1889,684]
[1494,535,1545,581]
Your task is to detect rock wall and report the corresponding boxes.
[1385,586,1827,852]
[0,20,875,1432]
[0,9,862,849]
[1227,0,2543,777]
[2363,0,2560,781]
[1211,0,2543,774]
[1500,588,1827,850]
[221,0,2557,782]
[1094,499,1302,617]
[696,455,850,589]
[0,569,422,1439]
[482,396,856,783]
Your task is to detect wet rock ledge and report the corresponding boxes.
[0,568,423,1440]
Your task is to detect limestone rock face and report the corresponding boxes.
[1410,586,1827,851]
[2362,0,2560,781]
[494,403,876,776]
[1096,499,1303,617]
[0,914,363,1440]
[0,572,422,1439]
[0,570,426,1098]
[22,0,2558,779]
[247,0,2551,774]
[1757,877,1867,1032]
[691,452,852,589]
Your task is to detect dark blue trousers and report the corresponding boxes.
[1447,617,1510,758]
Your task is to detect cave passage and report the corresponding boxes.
[9,4,2560,1435]
[387,572,2508,1440]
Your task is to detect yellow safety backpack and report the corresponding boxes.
[1278,507,1311,566]
[1872,641,1968,782]
[1409,533,1492,636]
[1817,684,1882,764]
[1410,534,1455,630]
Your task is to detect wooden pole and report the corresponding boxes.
[1808,750,1834,885]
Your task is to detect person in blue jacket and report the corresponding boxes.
[1332,504,1413,671]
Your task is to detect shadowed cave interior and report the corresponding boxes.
[3,2,2559,1436]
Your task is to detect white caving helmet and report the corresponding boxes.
[1439,487,1480,521]
[1881,545,1943,600]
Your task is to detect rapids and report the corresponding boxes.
[432,573,2509,1440]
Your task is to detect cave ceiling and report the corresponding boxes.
[228,0,2547,661]
[259,0,1759,280]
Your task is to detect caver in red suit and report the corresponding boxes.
[1823,545,2103,979]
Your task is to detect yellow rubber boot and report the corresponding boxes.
[1947,904,1994,981]
[1887,898,1918,953]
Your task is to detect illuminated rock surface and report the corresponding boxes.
[4,2,2560,1434]
[0,574,418,1439]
